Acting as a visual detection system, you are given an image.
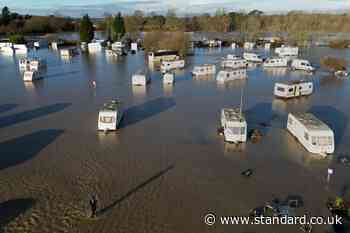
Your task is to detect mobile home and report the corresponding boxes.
[163,72,174,84]
[192,64,216,76]
[98,100,124,132]
[221,58,247,69]
[23,70,41,82]
[274,81,313,98]
[221,108,247,143]
[216,69,247,82]
[19,58,31,70]
[287,113,334,155]
[226,54,241,60]
[275,46,299,58]
[244,42,255,50]
[291,59,315,72]
[161,60,185,73]
[132,70,150,86]
[148,50,179,63]
[243,52,263,63]
[30,58,46,71]
[263,57,288,67]
[13,44,28,55]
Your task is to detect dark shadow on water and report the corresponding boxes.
[120,97,176,128]
[0,198,36,232]
[0,103,71,129]
[0,104,17,114]
[245,102,280,133]
[98,165,174,216]
[309,106,347,146]
[45,71,80,79]
[0,129,64,170]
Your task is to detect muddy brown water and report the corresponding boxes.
[0,46,350,233]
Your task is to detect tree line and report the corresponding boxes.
[0,6,76,35]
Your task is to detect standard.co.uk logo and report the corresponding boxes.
[204,213,342,226]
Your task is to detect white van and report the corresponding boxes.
[274,81,313,98]
[243,53,263,63]
[98,100,124,132]
[287,113,334,156]
[221,108,247,143]
[291,59,315,72]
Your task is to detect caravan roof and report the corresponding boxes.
[101,100,122,112]
[292,113,330,132]
[223,108,245,122]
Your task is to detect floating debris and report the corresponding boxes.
[217,127,224,136]
[250,129,263,143]
[338,155,350,166]
[241,169,253,177]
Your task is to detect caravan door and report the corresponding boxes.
[294,85,300,97]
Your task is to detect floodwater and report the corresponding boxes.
[0,45,350,233]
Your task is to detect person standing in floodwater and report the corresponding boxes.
[89,195,98,218]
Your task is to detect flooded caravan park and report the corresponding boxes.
[0,44,350,233]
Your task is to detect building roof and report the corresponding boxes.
[223,108,246,122]
[291,113,331,131]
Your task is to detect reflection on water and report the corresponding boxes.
[263,67,288,77]
[132,85,147,99]
[272,97,312,118]
[223,142,247,159]
[192,74,215,82]
[97,131,121,147]
[217,79,247,91]
[163,83,173,96]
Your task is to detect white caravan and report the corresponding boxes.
[161,60,185,73]
[19,58,31,70]
[291,59,315,72]
[60,48,79,57]
[30,58,46,71]
[13,44,28,55]
[244,42,255,50]
[263,57,288,67]
[23,70,41,82]
[226,54,240,60]
[221,58,247,69]
[148,50,179,63]
[217,69,247,82]
[275,46,299,58]
[192,64,216,76]
[98,100,124,132]
[132,70,150,86]
[88,42,102,52]
[131,42,138,52]
[274,81,313,98]
[163,72,174,84]
[221,108,247,143]
[243,52,263,63]
[287,113,334,156]
[0,46,14,56]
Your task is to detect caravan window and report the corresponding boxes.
[317,136,333,146]
[231,127,241,134]
[240,127,246,135]
[312,136,317,145]
[289,88,294,92]
[304,132,309,141]
[277,87,285,92]
[100,116,115,123]
[226,73,230,78]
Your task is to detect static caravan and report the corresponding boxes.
[287,113,334,155]
[148,50,179,63]
[216,69,247,82]
[161,60,185,73]
[192,64,216,76]
[88,42,102,52]
[60,48,79,57]
[243,52,263,63]
[131,42,138,52]
[0,46,14,56]
[221,108,247,143]
[19,58,31,70]
[291,59,315,72]
[132,70,150,86]
[274,81,313,98]
[275,46,299,58]
[98,100,124,132]
[244,42,255,50]
[30,58,46,71]
[163,72,174,84]
[226,54,241,60]
[13,44,28,55]
[263,57,288,67]
[221,58,247,69]
[23,70,41,82]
